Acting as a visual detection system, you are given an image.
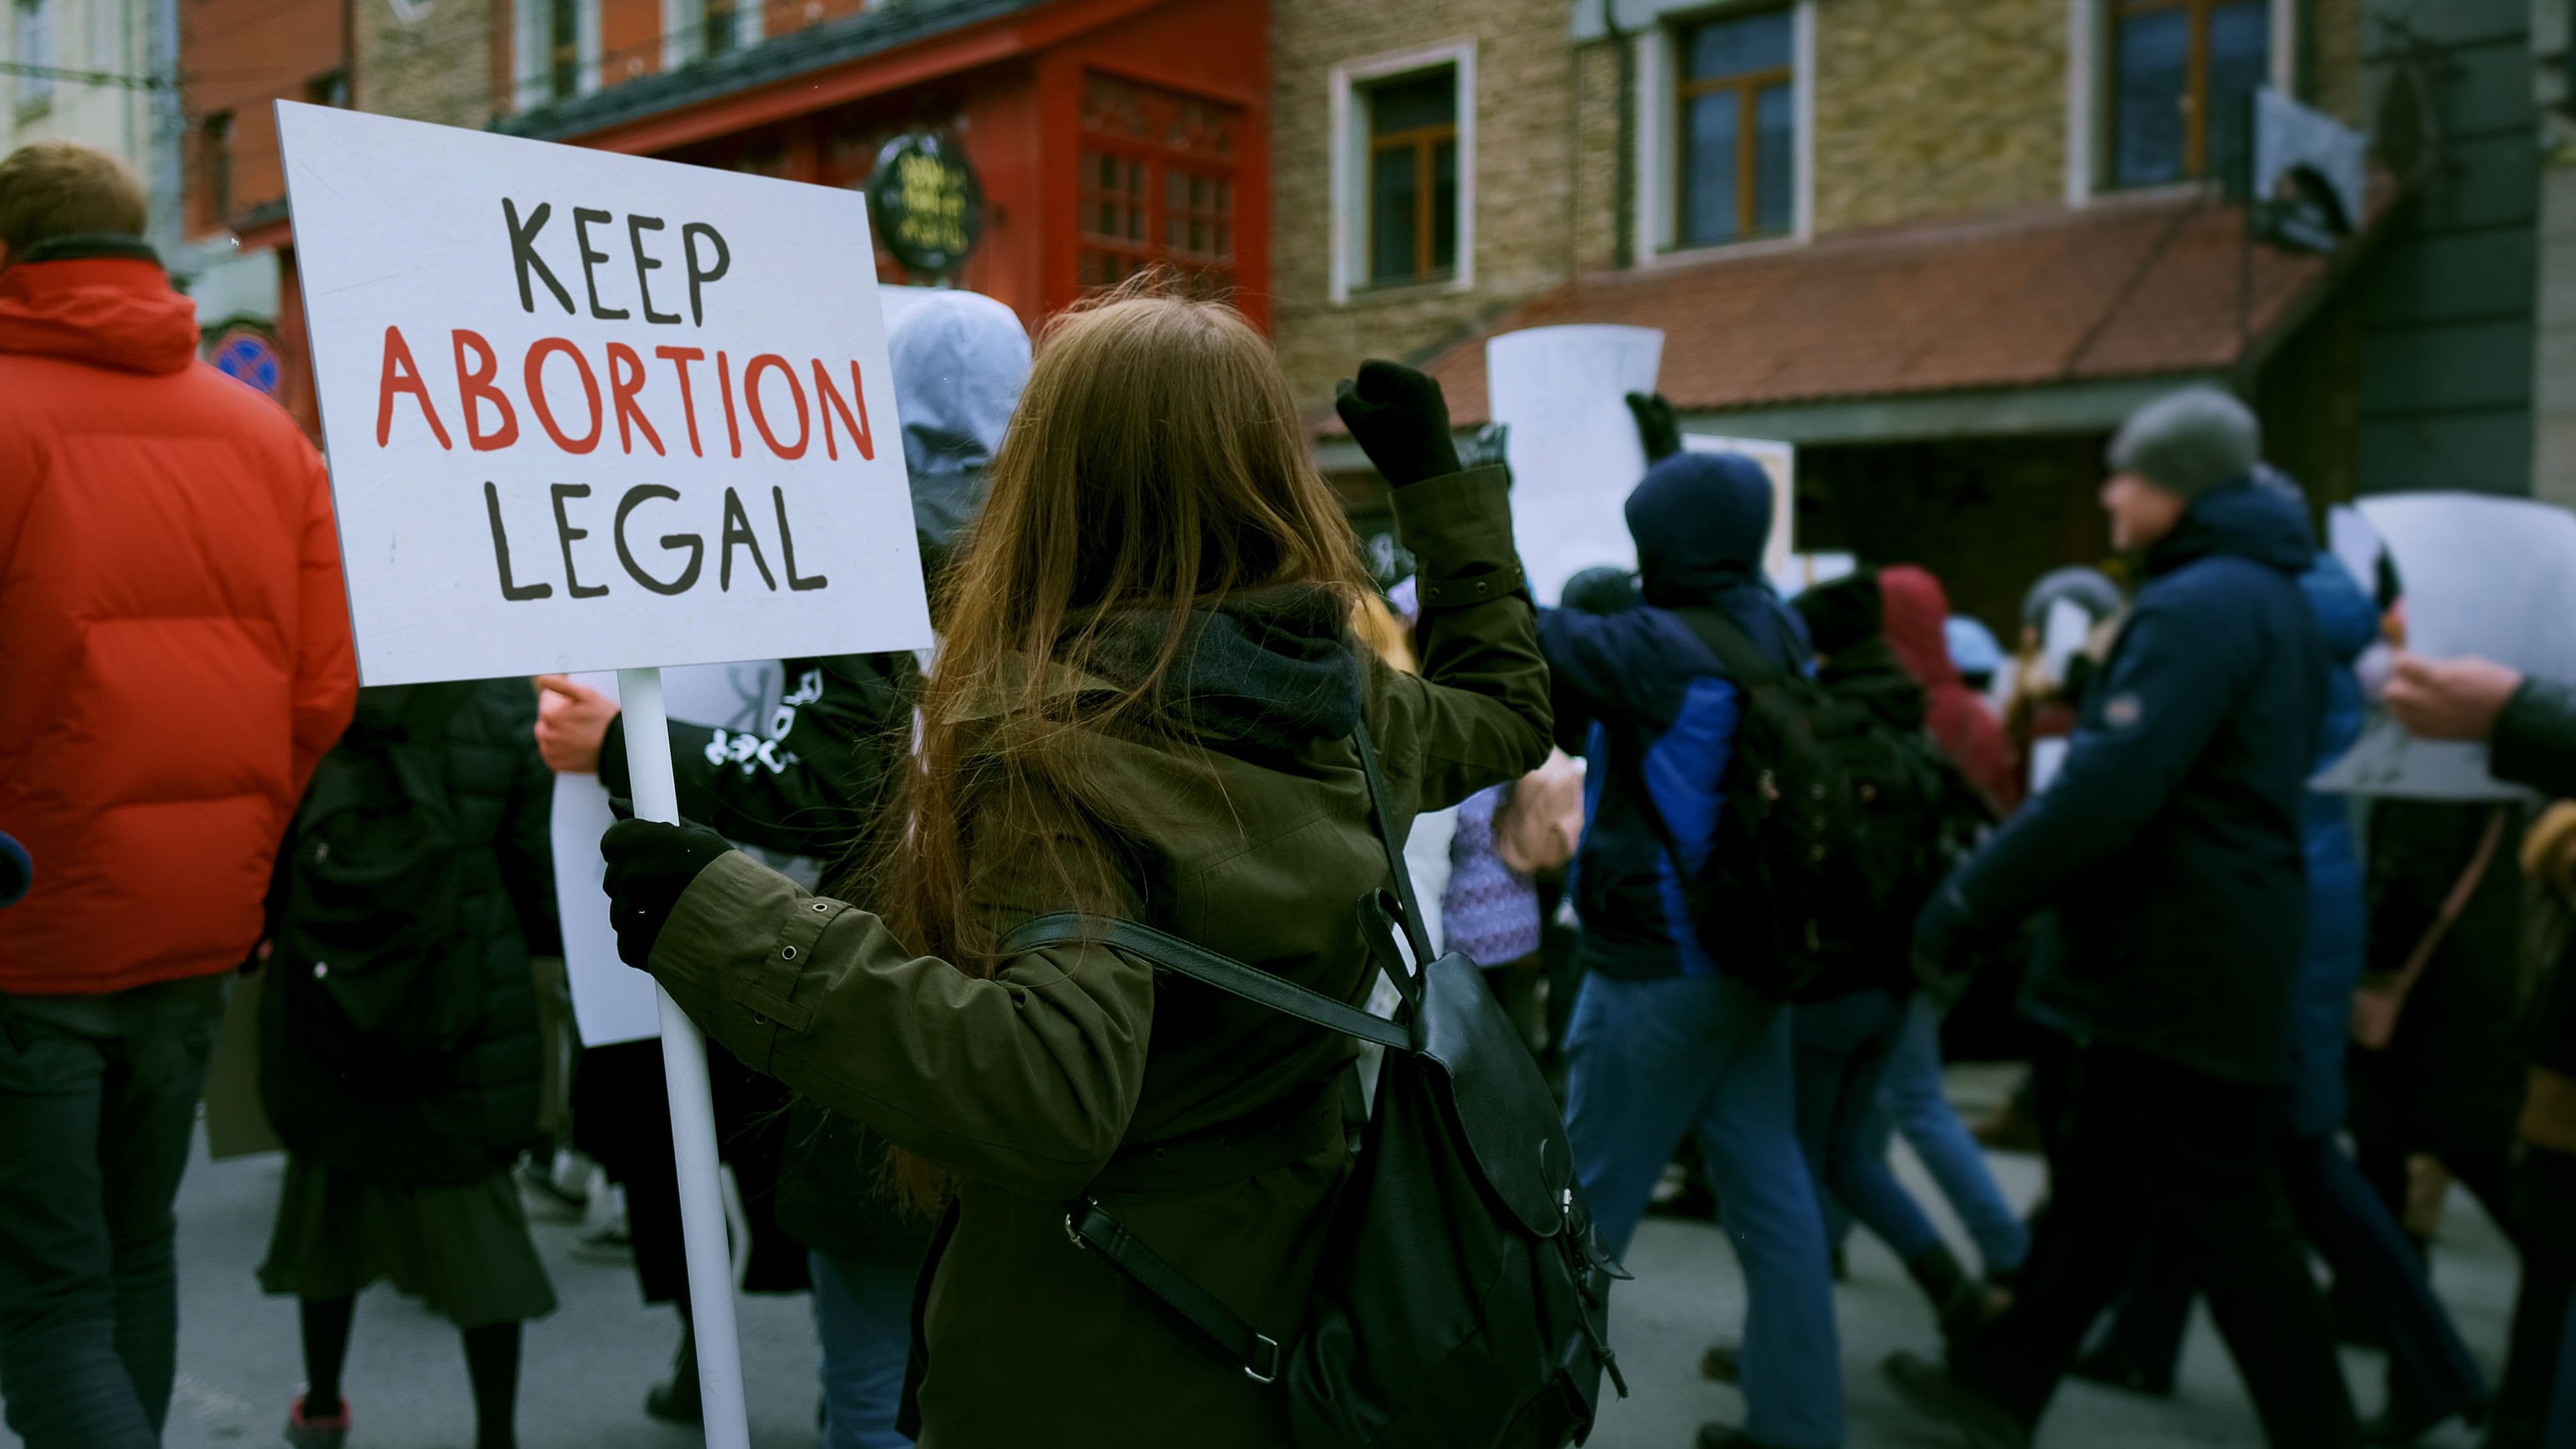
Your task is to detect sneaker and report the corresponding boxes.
[283,1393,350,1448]
[519,1154,590,1220]
[572,1215,633,1263]
[1695,1424,1788,1449]
[1882,1350,2033,1449]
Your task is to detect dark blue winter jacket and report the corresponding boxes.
[1951,480,2330,1083]
[2288,552,2377,1134]
[1540,452,1809,980]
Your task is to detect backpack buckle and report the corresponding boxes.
[1244,1333,1281,1384]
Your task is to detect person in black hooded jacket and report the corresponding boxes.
[1541,440,1841,1449]
[1888,388,2357,1448]
[257,680,558,1449]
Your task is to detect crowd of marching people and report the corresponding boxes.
[3,136,2575,1449]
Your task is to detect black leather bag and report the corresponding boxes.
[1002,718,1628,1448]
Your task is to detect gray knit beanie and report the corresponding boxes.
[2107,387,2261,500]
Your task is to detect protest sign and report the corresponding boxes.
[1485,327,1798,603]
[2313,493,2576,800]
[1488,325,1662,604]
[278,103,931,686]
[280,101,932,1449]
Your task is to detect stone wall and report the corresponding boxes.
[1269,0,1582,407]
[360,0,496,129]
[1809,0,2065,234]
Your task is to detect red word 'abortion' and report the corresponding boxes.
[372,325,874,464]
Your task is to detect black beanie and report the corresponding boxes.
[1794,572,1882,657]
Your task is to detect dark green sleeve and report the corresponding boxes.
[1366,466,1552,816]
[648,843,1156,1201]
[2491,678,2576,802]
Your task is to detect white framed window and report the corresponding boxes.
[662,0,761,72]
[2067,0,2293,201]
[14,0,54,117]
[1634,1,1815,262]
[515,0,600,109]
[1328,39,1476,303]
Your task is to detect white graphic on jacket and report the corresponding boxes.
[698,667,822,777]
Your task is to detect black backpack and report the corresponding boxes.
[1638,608,1973,1002]
[268,682,484,1071]
[1000,717,1628,1448]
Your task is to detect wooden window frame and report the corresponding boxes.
[1075,75,1243,297]
[1364,89,1456,285]
[1672,15,1792,248]
[2110,0,2265,182]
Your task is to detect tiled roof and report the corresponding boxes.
[1415,188,2377,428]
[493,0,1044,142]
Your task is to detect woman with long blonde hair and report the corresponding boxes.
[597,288,1547,1445]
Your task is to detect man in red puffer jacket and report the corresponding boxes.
[0,142,356,1449]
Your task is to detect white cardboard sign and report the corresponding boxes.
[278,102,934,685]
[2313,492,2576,800]
[1487,325,1664,605]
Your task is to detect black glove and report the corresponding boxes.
[1625,391,1682,464]
[600,818,733,969]
[1336,360,1459,487]
[1909,880,1978,1004]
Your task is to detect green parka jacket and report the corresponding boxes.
[643,466,1545,1446]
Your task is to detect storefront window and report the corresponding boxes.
[1077,74,1242,297]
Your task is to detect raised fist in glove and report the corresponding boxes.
[1625,391,1682,464]
[1335,360,1460,488]
[601,818,733,969]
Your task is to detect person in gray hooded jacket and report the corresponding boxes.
[533,288,1033,1447]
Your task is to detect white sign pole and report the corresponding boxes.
[619,666,748,1449]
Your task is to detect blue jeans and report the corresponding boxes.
[1878,994,2029,1274]
[1792,987,1939,1264]
[811,1250,916,1449]
[1563,972,1841,1448]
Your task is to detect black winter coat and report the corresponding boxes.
[1949,481,2330,1083]
[2497,679,2576,1081]
[262,680,557,1187]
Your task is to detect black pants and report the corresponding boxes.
[0,977,228,1449]
[572,1038,808,1307]
[1952,1044,2360,1448]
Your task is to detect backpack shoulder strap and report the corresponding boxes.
[1001,913,1411,1052]
[1667,606,1783,689]
[1064,1197,1283,1382]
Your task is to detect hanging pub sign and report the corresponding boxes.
[865,131,983,277]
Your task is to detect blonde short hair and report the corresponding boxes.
[0,142,148,255]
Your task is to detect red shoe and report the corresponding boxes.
[284,1393,350,1448]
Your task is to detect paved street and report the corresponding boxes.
[3,1094,2519,1449]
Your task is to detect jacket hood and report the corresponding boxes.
[1876,566,1960,691]
[2146,478,2316,580]
[890,290,1030,571]
[1088,586,1361,757]
[1625,451,1773,606]
[2300,553,2380,666]
[0,254,198,376]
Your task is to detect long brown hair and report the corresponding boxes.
[861,282,1371,1200]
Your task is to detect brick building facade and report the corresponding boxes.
[1265,0,2547,629]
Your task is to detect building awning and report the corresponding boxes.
[1407,185,2392,443]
